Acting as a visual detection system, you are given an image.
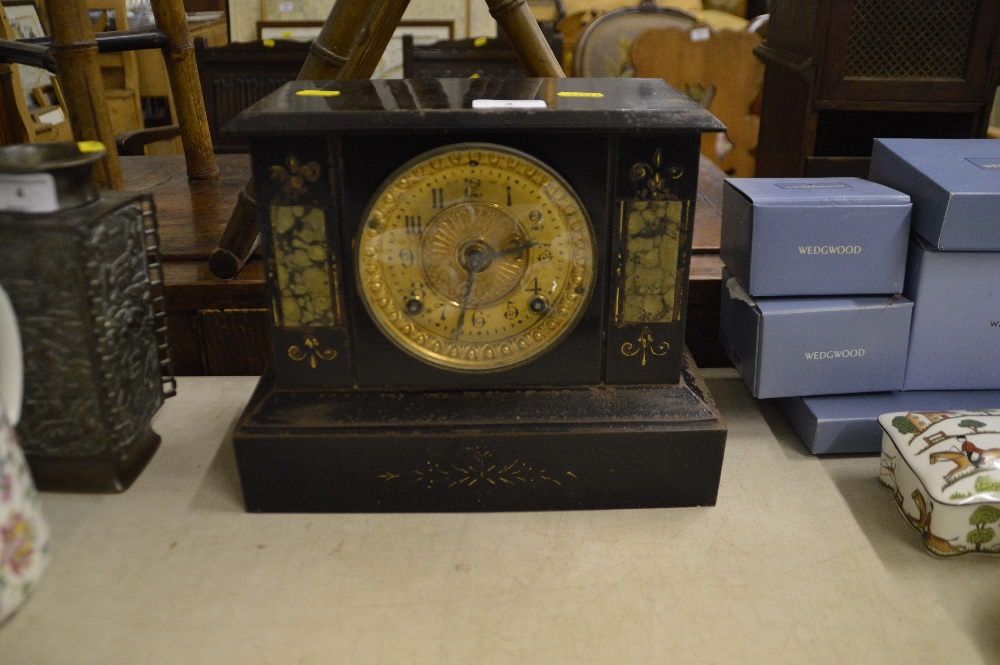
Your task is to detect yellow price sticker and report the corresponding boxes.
[296,90,341,97]
[557,91,604,98]
[263,39,275,47]
[76,141,105,153]
[473,36,488,47]
[469,73,480,79]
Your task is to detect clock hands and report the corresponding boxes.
[454,239,535,341]
[454,258,479,341]
[481,239,537,262]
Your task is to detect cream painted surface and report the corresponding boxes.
[230,0,496,44]
[1,372,997,663]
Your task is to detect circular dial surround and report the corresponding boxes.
[356,143,597,373]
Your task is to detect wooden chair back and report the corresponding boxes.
[402,29,564,79]
[87,0,145,135]
[194,37,310,152]
[571,0,701,77]
[632,26,764,176]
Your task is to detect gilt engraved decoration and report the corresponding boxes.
[379,447,576,490]
[288,334,338,368]
[621,326,670,366]
[630,148,683,201]
[270,155,321,202]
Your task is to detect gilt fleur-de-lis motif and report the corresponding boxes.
[270,155,321,201]
[621,326,670,366]
[288,335,337,368]
[630,148,683,201]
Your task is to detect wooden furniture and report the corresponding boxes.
[194,37,308,152]
[0,2,73,145]
[135,12,228,156]
[571,0,701,77]
[88,0,146,137]
[632,26,764,177]
[401,29,563,79]
[134,152,726,376]
[755,0,1000,178]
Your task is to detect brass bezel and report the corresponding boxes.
[355,142,597,373]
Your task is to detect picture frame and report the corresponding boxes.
[3,0,44,40]
[2,0,55,110]
[255,20,454,79]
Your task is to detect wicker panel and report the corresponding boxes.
[844,0,977,79]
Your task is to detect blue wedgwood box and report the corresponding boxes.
[902,236,1000,390]
[869,138,1000,251]
[776,390,1000,455]
[719,268,913,399]
[720,177,911,297]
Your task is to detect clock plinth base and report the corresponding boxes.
[232,354,727,513]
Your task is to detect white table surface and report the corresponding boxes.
[1,370,997,664]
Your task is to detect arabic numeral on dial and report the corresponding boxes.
[504,301,519,319]
[405,215,422,235]
[529,209,543,231]
[399,248,415,267]
[471,310,486,328]
[524,277,542,295]
[431,188,444,209]
[409,280,426,299]
[537,243,552,263]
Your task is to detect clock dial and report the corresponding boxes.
[356,143,597,372]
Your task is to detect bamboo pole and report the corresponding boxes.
[210,0,404,279]
[487,0,564,77]
[47,0,122,189]
[150,0,219,179]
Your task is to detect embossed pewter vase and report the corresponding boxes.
[0,142,175,492]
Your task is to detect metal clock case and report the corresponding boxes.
[226,77,728,512]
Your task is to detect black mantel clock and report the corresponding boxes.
[225,77,728,512]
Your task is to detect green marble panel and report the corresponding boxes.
[271,205,335,328]
[620,200,683,324]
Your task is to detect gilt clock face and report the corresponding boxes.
[356,143,597,372]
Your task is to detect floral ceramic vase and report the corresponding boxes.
[0,283,49,623]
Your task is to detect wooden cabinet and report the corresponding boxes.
[755,0,1000,178]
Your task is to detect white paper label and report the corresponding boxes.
[37,107,65,125]
[690,27,711,42]
[0,173,58,214]
[472,99,547,109]
[278,1,293,11]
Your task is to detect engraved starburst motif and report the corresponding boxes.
[380,447,575,490]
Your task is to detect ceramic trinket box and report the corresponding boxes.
[879,410,1000,557]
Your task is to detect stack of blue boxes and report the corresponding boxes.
[718,139,1000,454]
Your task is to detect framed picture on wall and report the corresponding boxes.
[3,0,44,38]
[256,20,454,78]
[2,0,56,110]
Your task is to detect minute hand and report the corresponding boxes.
[482,240,537,262]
